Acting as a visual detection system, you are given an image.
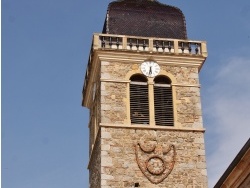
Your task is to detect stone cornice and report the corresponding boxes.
[100,78,201,88]
[95,49,206,69]
[100,123,205,132]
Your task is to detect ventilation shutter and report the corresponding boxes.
[130,81,149,124]
[154,84,174,126]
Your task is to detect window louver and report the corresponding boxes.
[130,81,149,124]
[154,83,174,126]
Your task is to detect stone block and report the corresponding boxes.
[102,132,111,139]
[193,122,202,128]
[101,84,106,90]
[197,149,206,156]
[101,150,108,156]
[102,156,113,167]
[201,169,207,176]
[101,105,111,110]
[101,73,110,79]
[196,162,206,169]
[102,144,111,151]
[101,179,107,186]
[101,61,110,66]
[102,174,114,180]
[194,138,204,144]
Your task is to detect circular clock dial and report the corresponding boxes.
[140,61,160,77]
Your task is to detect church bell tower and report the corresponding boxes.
[82,0,208,187]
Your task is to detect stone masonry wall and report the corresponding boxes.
[101,127,207,188]
[101,82,127,124]
[89,131,101,188]
[91,60,208,187]
[100,61,203,129]
[175,86,203,128]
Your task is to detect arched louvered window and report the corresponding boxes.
[154,76,174,126]
[130,74,149,124]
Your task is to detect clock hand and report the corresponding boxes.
[149,66,152,75]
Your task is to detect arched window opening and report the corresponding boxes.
[154,75,171,84]
[130,74,149,124]
[154,75,174,126]
[130,74,148,82]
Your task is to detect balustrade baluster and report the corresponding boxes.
[188,43,192,54]
[116,37,120,49]
[168,41,171,52]
[162,41,166,52]
[109,37,112,48]
[181,42,184,53]
[101,36,105,48]
[156,40,159,51]
[129,39,133,49]
[195,43,199,54]
[136,39,139,50]
[143,40,146,50]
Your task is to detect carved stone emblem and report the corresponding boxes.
[135,141,176,184]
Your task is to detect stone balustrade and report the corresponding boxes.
[92,33,207,56]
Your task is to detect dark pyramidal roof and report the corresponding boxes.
[102,0,187,39]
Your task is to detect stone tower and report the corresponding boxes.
[82,0,208,187]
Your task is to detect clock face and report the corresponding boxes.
[140,61,160,77]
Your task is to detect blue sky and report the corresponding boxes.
[2,0,250,187]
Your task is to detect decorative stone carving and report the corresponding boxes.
[135,141,176,184]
